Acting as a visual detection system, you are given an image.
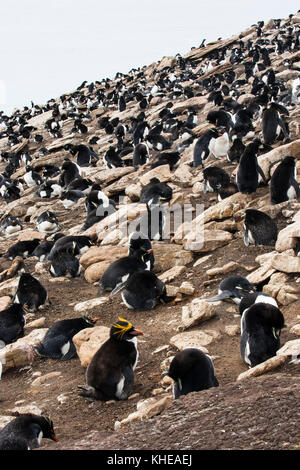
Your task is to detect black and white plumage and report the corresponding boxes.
[270,156,300,204]
[23,166,43,188]
[240,303,285,367]
[72,144,98,167]
[48,235,92,260]
[128,231,154,270]
[206,275,255,304]
[168,348,219,399]
[0,215,23,235]
[239,292,278,316]
[103,146,123,169]
[35,316,98,360]
[36,180,62,199]
[0,303,25,346]
[133,142,149,170]
[208,127,230,159]
[236,139,266,194]
[60,190,85,209]
[59,159,82,187]
[14,273,48,312]
[3,239,41,260]
[193,129,219,167]
[243,209,278,246]
[0,414,58,450]
[140,178,172,205]
[49,250,81,278]
[78,318,143,401]
[36,211,60,234]
[261,102,290,145]
[203,166,231,193]
[150,151,180,171]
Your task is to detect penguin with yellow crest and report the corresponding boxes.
[78,318,143,401]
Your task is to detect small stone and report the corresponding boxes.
[74,297,108,312]
[178,281,195,295]
[128,393,140,400]
[0,296,12,311]
[158,265,186,283]
[290,324,300,336]
[31,371,62,388]
[152,345,169,355]
[224,325,240,336]
[24,317,46,329]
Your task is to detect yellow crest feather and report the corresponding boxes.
[112,317,133,339]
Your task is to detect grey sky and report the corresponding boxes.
[0,0,298,115]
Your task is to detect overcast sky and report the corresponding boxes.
[0,0,298,115]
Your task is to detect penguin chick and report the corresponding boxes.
[35,316,98,360]
[244,209,278,246]
[168,348,219,399]
[0,414,58,450]
[110,270,167,310]
[240,303,285,367]
[14,273,48,312]
[0,303,25,346]
[206,275,255,304]
[78,317,143,401]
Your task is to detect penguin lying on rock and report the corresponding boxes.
[140,178,173,205]
[206,275,255,304]
[35,316,98,360]
[0,215,23,235]
[240,303,285,367]
[78,318,143,401]
[0,414,58,450]
[168,348,219,399]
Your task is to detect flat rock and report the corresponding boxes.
[139,165,172,186]
[170,329,221,350]
[74,297,108,312]
[31,371,62,388]
[73,326,110,368]
[276,339,300,358]
[0,296,12,311]
[246,264,276,284]
[80,245,128,269]
[270,254,300,273]
[158,265,186,283]
[181,298,221,329]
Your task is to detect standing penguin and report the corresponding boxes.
[236,139,267,194]
[261,102,290,146]
[239,292,278,316]
[208,127,230,160]
[0,303,25,346]
[23,166,43,188]
[240,303,285,367]
[59,158,82,187]
[243,209,277,246]
[193,128,219,167]
[140,178,173,205]
[49,248,81,278]
[0,414,58,450]
[110,270,166,310]
[270,156,300,204]
[78,318,143,401]
[133,142,149,170]
[168,348,219,399]
[14,273,48,312]
[35,316,98,360]
[128,231,154,270]
[206,275,255,304]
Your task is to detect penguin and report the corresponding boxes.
[243,209,277,246]
[206,275,255,304]
[14,273,48,312]
[270,156,300,204]
[103,146,123,169]
[110,270,167,310]
[0,303,25,346]
[236,139,267,194]
[48,235,92,260]
[133,142,149,170]
[0,215,23,235]
[261,102,290,145]
[128,231,154,270]
[67,177,92,194]
[208,127,230,159]
[99,248,153,293]
[240,303,285,367]
[36,180,62,199]
[3,239,41,260]
[78,317,143,401]
[81,208,104,231]
[0,414,58,450]
[150,151,180,171]
[60,189,85,209]
[59,158,82,187]
[118,94,126,112]
[72,144,98,167]
[239,292,278,316]
[167,348,219,399]
[217,182,239,200]
[36,211,60,235]
[35,316,98,360]
[228,137,245,163]
[146,134,171,152]
[207,109,233,132]
[32,240,55,261]
[203,166,231,193]
[140,178,172,205]
[193,129,219,167]
[49,249,81,278]
[23,166,43,188]
[85,190,113,213]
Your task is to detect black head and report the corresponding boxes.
[110,317,143,341]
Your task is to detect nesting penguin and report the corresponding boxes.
[128,231,154,270]
[3,239,41,260]
[14,273,48,312]
[35,316,98,360]
[110,270,166,310]
[168,348,219,399]
[270,156,300,204]
[193,128,219,167]
[202,166,231,193]
[36,211,60,234]
[240,303,285,367]
[78,318,143,401]
[261,102,290,145]
[0,414,58,450]
[243,209,277,246]
[60,189,85,209]
[206,275,255,304]
[0,303,25,346]
[23,166,43,188]
[0,216,23,235]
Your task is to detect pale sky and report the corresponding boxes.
[0,0,298,115]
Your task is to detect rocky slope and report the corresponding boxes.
[0,12,300,451]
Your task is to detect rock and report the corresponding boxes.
[31,371,62,388]
[276,289,298,306]
[158,265,186,283]
[84,261,111,283]
[174,250,193,266]
[34,261,50,275]
[0,296,12,311]
[125,183,141,202]
[24,317,46,329]
[246,264,276,284]
[74,297,108,312]
[268,272,289,285]
[0,278,19,297]
[17,230,44,241]
[255,251,277,266]
[184,229,233,252]
[166,285,180,297]
[237,355,287,381]
[276,339,300,358]
[100,228,123,245]
[181,299,220,329]
[206,261,239,277]
[0,329,48,375]
[152,345,169,355]
[80,245,128,269]
[72,326,110,368]
[114,395,173,430]
[171,96,207,114]
[224,325,240,336]
[170,330,220,350]
[290,324,300,336]
[173,164,193,186]
[275,220,300,252]
[259,139,300,180]
[178,281,195,295]
[193,254,212,267]
[9,404,42,415]
[139,165,172,186]
[270,254,300,273]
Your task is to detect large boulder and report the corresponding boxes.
[73,326,110,368]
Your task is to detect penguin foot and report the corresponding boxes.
[77,385,96,401]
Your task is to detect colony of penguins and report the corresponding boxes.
[0,12,299,449]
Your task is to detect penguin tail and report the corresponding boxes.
[110,281,126,297]
[205,290,232,302]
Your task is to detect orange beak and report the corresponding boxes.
[147,249,153,254]
[92,317,99,323]
[51,434,59,442]
[131,329,144,336]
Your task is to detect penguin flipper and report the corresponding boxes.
[110,281,127,297]
[61,342,77,360]
[205,290,233,302]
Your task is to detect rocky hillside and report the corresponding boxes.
[0,12,300,451]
